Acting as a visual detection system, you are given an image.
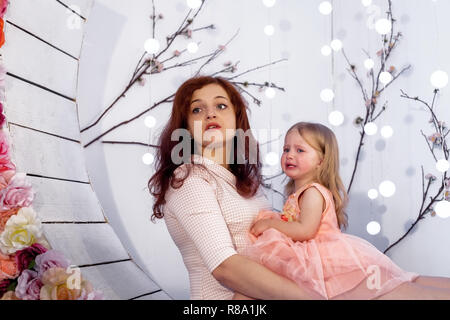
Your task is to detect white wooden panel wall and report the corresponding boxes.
[3,0,166,300]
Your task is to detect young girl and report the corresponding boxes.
[234,122,450,300]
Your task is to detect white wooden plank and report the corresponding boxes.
[57,0,94,20]
[134,291,172,300]
[42,224,130,266]
[4,75,81,141]
[6,0,85,58]
[27,176,105,222]
[8,125,89,181]
[80,260,160,300]
[3,22,78,99]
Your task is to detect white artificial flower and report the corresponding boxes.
[0,207,45,254]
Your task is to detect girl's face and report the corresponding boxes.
[281,129,323,183]
[187,84,236,148]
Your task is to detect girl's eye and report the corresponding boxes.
[297,148,304,153]
[283,148,289,153]
[217,103,227,110]
[192,107,202,114]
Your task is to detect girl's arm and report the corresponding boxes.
[250,187,325,242]
[213,254,323,300]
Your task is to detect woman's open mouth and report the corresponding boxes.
[205,123,221,131]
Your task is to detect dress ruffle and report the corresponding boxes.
[242,184,419,299]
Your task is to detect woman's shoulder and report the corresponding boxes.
[166,163,217,200]
[290,182,331,202]
[172,162,215,182]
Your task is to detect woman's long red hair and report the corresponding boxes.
[148,76,262,221]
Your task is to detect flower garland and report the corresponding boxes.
[0,0,102,300]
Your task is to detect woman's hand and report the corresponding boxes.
[250,218,273,237]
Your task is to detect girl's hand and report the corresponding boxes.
[250,219,273,237]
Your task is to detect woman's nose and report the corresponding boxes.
[206,106,216,119]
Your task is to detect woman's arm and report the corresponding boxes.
[213,254,323,300]
[166,172,321,299]
[250,187,325,242]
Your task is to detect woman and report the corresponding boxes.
[148,76,320,300]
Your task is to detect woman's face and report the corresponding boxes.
[187,83,237,149]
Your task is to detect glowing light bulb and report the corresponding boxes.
[368,189,379,200]
[364,58,375,70]
[436,159,450,173]
[187,42,199,53]
[318,1,333,15]
[262,0,276,7]
[380,125,393,139]
[265,87,276,99]
[375,18,392,35]
[320,89,334,102]
[265,152,279,166]
[142,153,155,165]
[379,180,396,198]
[328,111,344,126]
[367,221,381,235]
[330,39,343,51]
[430,70,448,89]
[186,0,202,9]
[321,45,332,56]
[264,25,275,36]
[435,200,450,218]
[364,122,378,135]
[379,71,393,85]
[144,116,156,128]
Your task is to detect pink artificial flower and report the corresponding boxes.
[138,77,146,86]
[0,102,5,128]
[218,45,226,51]
[425,173,436,181]
[0,207,19,232]
[0,290,20,300]
[0,278,14,298]
[0,130,12,163]
[223,61,232,67]
[376,49,383,57]
[0,170,15,190]
[444,178,450,190]
[0,251,19,281]
[15,269,43,300]
[15,243,48,273]
[154,61,164,73]
[173,50,181,57]
[34,250,70,278]
[0,0,8,19]
[39,267,102,300]
[0,173,34,211]
[428,133,442,145]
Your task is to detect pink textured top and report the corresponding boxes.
[163,154,271,299]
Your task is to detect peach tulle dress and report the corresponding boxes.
[242,182,419,300]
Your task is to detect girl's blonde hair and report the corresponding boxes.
[284,122,349,230]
